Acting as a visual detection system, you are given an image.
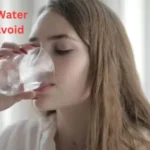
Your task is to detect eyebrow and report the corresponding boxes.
[28,34,78,42]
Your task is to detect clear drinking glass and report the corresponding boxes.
[0,44,55,95]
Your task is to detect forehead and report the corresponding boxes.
[29,10,79,41]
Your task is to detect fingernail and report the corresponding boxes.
[20,48,27,54]
[33,97,38,100]
[29,44,36,47]
[29,43,40,47]
[13,51,21,54]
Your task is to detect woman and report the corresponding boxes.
[0,0,150,150]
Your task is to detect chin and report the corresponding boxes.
[33,98,55,111]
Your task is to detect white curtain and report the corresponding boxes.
[103,0,150,98]
[0,0,150,130]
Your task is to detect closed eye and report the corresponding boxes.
[54,49,73,55]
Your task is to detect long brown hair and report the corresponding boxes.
[37,0,150,149]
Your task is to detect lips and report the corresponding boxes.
[34,83,55,92]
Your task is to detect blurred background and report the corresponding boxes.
[0,0,149,130]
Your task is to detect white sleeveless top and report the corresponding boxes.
[0,113,57,150]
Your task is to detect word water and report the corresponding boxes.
[0,10,28,19]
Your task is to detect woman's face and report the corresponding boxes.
[29,10,90,111]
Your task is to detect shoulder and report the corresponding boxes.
[0,118,41,150]
[0,113,57,150]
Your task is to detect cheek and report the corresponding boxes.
[54,54,89,104]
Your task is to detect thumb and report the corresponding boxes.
[13,91,36,101]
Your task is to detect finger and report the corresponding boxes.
[1,42,20,50]
[1,42,26,54]
[19,43,36,52]
[0,48,14,57]
[12,91,36,101]
[21,42,40,48]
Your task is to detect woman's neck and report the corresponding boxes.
[54,99,91,150]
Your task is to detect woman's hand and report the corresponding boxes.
[0,42,36,111]
[0,41,28,58]
[0,91,36,111]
